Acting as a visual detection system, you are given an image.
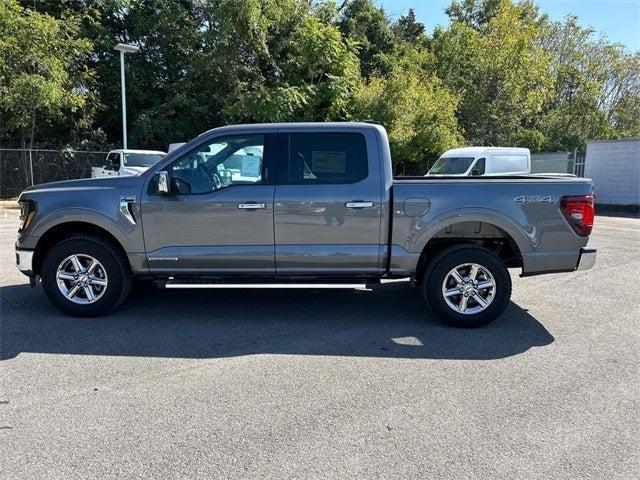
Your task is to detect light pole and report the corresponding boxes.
[114,43,140,149]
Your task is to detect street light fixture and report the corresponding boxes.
[114,43,140,149]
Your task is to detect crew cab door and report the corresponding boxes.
[274,129,384,275]
[140,132,276,274]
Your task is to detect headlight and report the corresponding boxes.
[18,199,36,232]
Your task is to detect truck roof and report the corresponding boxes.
[199,122,386,137]
[440,146,530,158]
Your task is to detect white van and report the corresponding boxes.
[426,147,531,176]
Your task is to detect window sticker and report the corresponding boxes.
[311,151,346,173]
[240,156,261,177]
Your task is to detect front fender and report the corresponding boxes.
[28,207,144,254]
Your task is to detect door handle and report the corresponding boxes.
[238,202,266,209]
[345,201,374,209]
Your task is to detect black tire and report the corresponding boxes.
[422,244,511,328]
[41,235,132,317]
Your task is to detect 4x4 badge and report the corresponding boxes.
[514,195,555,205]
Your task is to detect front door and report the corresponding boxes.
[274,129,383,275]
[140,132,276,275]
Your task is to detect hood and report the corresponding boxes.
[19,175,143,198]
[120,165,150,176]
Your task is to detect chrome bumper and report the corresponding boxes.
[577,248,597,271]
[15,248,34,276]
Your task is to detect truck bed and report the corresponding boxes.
[394,174,588,182]
[388,174,594,277]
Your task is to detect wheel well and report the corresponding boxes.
[415,221,523,282]
[33,222,128,275]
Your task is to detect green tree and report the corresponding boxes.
[7,0,638,160]
[338,0,395,78]
[393,8,426,44]
[536,15,640,149]
[445,0,504,30]
[351,53,462,174]
[433,0,553,149]
[0,0,93,179]
[231,9,360,122]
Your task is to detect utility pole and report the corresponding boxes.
[114,43,140,149]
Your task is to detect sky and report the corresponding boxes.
[376,0,640,52]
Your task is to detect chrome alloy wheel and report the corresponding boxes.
[56,254,108,305]
[441,263,496,315]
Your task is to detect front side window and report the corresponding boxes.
[169,135,266,194]
[107,152,120,168]
[428,157,475,175]
[279,132,368,185]
[470,158,485,176]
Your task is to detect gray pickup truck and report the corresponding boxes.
[15,122,596,327]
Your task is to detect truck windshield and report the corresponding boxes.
[428,157,475,175]
[123,153,166,167]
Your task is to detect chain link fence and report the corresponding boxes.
[0,149,109,198]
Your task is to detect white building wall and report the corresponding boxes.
[585,139,640,205]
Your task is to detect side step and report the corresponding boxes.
[157,277,380,290]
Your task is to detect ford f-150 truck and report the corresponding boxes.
[15,123,596,327]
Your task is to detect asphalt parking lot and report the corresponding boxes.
[1,204,638,479]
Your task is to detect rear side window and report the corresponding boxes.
[491,155,528,174]
[279,133,368,185]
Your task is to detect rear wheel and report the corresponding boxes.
[422,245,511,328]
[41,236,132,317]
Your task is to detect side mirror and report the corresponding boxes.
[155,171,170,194]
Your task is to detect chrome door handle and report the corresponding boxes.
[345,201,374,208]
[238,203,266,209]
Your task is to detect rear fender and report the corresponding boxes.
[394,208,534,274]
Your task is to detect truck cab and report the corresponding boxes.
[91,149,166,178]
[426,147,531,177]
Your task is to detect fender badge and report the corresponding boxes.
[514,195,555,205]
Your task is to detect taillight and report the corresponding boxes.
[560,194,594,237]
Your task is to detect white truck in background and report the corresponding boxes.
[91,149,166,178]
[426,147,531,176]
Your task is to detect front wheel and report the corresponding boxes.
[422,245,512,328]
[41,236,132,317]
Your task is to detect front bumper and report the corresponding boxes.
[576,248,597,271]
[15,247,34,276]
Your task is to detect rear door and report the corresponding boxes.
[274,128,384,275]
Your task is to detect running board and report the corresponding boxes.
[158,277,377,290]
[164,283,370,289]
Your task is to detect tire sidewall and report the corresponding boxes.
[424,247,511,328]
[42,239,125,317]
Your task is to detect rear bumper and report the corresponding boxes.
[576,248,597,271]
[521,247,596,277]
[15,247,34,276]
